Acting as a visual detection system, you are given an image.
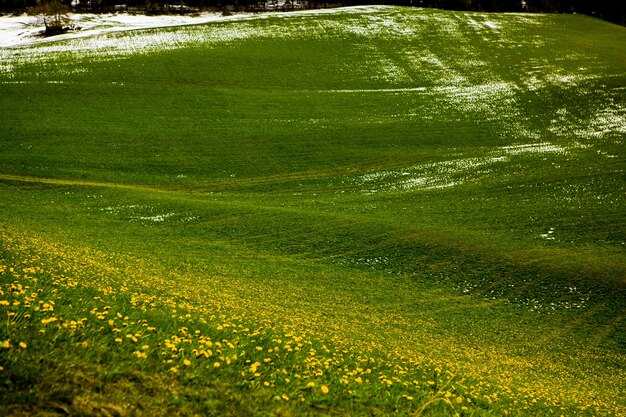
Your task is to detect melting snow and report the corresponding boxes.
[353,141,579,193]
[501,143,567,155]
[0,6,389,49]
[136,213,177,222]
[0,12,237,48]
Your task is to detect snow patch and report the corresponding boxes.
[501,143,567,155]
[540,228,555,240]
[136,213,177,222]
[0,6,390,49]
[352,141,578,193]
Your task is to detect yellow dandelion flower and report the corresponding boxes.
[403,395,414,401]
[321,385,329,394]
[456,397,463,404]
[171,366,179,373]
[213,362,220,368]
[264,381,270,387]
[355,377,362,384]
[115,338,123,343]
[0,365,3,371]
[281,394,289,401]
[183,359,191,366]
[19,342,27,349]
[1,340,10,349]
[142,345,149,350]
[81,341,89,348]
[307,381,315,388]
[445,392,452,398]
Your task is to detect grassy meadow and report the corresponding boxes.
[1,6,625,416]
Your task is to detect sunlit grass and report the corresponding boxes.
[3,225,622,416]
[1,5,625,416]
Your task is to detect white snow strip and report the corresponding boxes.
[353,141,577,193]
[0,12,243,48]
[0,6,389,48]
[327,87,428,93]
[136,213,177,222]
[501,142,567,155]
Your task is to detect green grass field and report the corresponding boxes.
[1,6,625,416]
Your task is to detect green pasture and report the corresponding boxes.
[0,6,625,416]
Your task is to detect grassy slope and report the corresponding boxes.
[0,6,625,416]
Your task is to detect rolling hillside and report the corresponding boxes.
[1,6,625,416]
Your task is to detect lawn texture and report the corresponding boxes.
[0,6,625,416]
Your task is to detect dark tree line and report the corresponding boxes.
[400,0,625,24]
[1,0,624,26]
